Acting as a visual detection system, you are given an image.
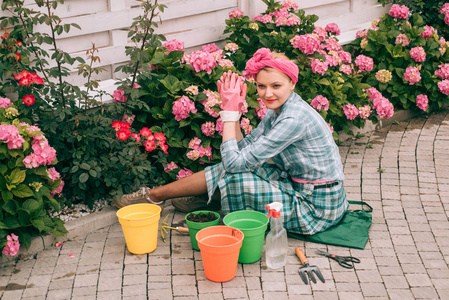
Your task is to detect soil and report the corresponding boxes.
[187,212,218,223]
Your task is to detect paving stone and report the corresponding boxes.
[122,284,147,297]
[46,289,72,300]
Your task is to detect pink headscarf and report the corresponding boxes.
[245,48,299,84]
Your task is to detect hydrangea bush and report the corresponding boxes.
[347,4,449,112]
[0,96,67,255]
[378,0,449,39]
[223,0,395,137]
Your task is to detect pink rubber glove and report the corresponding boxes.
[217,71,247,122]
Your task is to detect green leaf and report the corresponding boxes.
[80,163,91,170]
[1,191,13,202]
[22,199,40,213]
[7,168,26,185]
[79,173,89,183]
[0,165,7,174]
[18,210,31,226]
[31,219,45,232]
[11,184,34,198]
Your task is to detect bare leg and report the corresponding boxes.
[150,170,208,202]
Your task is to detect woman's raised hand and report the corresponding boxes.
[217,70,247,112]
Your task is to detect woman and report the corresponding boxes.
[115,48,348,235]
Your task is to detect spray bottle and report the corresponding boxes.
[265,202,288,269]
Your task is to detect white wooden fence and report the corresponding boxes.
[1,0,390,99]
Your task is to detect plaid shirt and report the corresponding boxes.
[220,92,344,181]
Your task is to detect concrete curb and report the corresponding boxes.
[0,109,420,263]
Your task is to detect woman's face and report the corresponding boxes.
[256,69,295,113]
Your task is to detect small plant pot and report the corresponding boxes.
[185,210,220,250]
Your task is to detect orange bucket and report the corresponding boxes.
[196,226,244,282]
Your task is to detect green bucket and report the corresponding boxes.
[223,210,269,264]
[185,210,220,250]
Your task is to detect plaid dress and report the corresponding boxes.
[205,93,348,235]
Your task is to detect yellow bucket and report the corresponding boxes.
[116,203,162,254]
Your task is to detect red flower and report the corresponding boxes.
[111,120,130,132]
[145,140,156,151]
[111,120,122,131]
[15,53,20,61]
[23,95,35,106]
[131,133,141,142]
[1,32,9,39]
[140,127,152,138]
[16,41,23,46]
[116,129,132,141]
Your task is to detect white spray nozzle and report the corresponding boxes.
[265,202,283,218]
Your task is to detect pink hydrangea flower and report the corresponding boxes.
[0,96,12,108]
[240,117,252,135]
[229,9,244,19]
[395,33,410,46]
[290,34,320,55]
[324,38,341,51]
[23,137,57,168]
[325,23,340,36]
[51,180,64,196]
[338,50,352,64]
[164,162,179,173]
[343,104,359,120]
[185,85,199,96]
[202,43,220,53]
[188,137,201,150]
[186,149,200,161]
[416,94,428,111]
[438,80,449,95]
[311,95,330,111]
[373,97,394,118]
[177,168,194,180]
[201,90,221,118]
[0,124,25,150]
[255,98,267,120]
[172,95,197,121]
[218,59,234,68]
[366,87,383,101]
[113,89,127,103]
[310,58,328,75]
[354,55,374,73]
[445,14,449,26]
[358,105,371,119]
[339,64,353,75]
[282,0,298,10]
[201,122,215,137]
[419,26,437,39]
[440,3,449,14]
[216,118,224,136]
[403,66,421,85]
[356,29,368,39]
[375,69,393,83]
[48,167,61,181]
[410,46,426,62]
[2,234,20,256]
[253,14,274,24]
[198,146,212,160]
[327,123,334,133]
[435,63,449,79]
[224,43,239,52]
[313,27,327,41]
[162,39,185,53]
[324,53,339,67]
[189,51,217,74]
[389,4,409,19]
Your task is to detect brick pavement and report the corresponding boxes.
[1,110,449,299]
